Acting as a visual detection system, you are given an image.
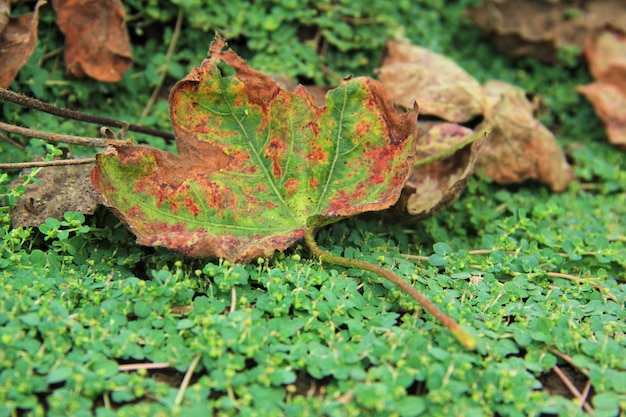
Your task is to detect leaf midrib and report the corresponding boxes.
[215,74,300,226]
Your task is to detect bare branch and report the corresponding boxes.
[0,87,175,140]
[0,158,95,170]
[0,122,128,147]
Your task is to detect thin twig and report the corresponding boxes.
[546,272,618,303]
[552,365,595,415]
[0,131,26,150]
[175,354,201,406]
[0,122,127,147]
[401,250,619,302]
[0,87,175,140]
[549,349,590,377]
[0,158,94,169]
[142,8,183,117]
[230,286,237,313]
[119,362,171,371]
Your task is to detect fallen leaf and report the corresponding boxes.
[378,40,485,123]
[10,162,100,227]
[0,0,9,33]
[52,0,132,82]
[393,122,485,218]
[578,80,626,150]
[0,0,44,88]
[476,80,574,192]
[577,27,626,149]
[92,35,418,262]
[466,0,626,63]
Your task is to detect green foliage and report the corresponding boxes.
[0,0,625,416]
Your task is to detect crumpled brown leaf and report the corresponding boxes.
[476,80,574,191]
[378,40,485,123]
[577,27,626,149]
[10,162,100,228]
[0,0,44,88]
[392,122,485,218]
[378,41,575,195]
[52,0,132,82]
[466,0,626,63]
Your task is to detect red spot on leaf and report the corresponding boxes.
[284,178,300,196]
[184,196,201,216]
[264,139,285,179]
[306,144,327,163]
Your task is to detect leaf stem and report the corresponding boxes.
[303,228,477,350]
[0,87,175,140]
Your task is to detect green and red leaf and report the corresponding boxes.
[92,35,418,262]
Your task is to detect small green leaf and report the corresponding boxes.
[176,319,194,330]
[47,366,73,384]
[428,254,448,266]
[433,242,451,256]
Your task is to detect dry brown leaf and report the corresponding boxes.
[584,28,626,81]
[477,80,574,192]
[392,122,485,218]
[577,27,626,149]
[0,0,10,33]
[10,162,100,228]
[52,0,132,82]
[577,82,626,149]
[0,0,44,88]
[466,0,626,63]
[378,40,485,123]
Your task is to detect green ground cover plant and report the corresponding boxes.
[1,1,625,416]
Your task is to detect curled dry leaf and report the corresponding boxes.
[10,162,100,227]
[378,40,484,123]
[52,0,132,82]
[577,27,626,149]
[92,35,418,262]
[0,0,44,88]
[466,0,626,63]
[476,80,574,192]
[393,122,485,218]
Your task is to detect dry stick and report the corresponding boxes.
[0,122,127,147]
[0,157,95,170]
[0,131,25,150]
[401,252,619,303]
[142,8,184,117]
[175,354,202,407]
[303,227,477,350]
[118,362,171,372]
[230,287,237,314]
[552,365,595,415]
[0,87,175,140]
[549,349,590,377]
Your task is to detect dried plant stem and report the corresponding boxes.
[142,8,183,117]
[0,131,25,150]
[413,127,489,169]
[552,365,595,415]
[175,354,202,406]
[0,158,95,170]
[0,122,127,147]
[0,87,175,140]
[303,227,477,350]
[401,251,618,302]
[118,362,171,372]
